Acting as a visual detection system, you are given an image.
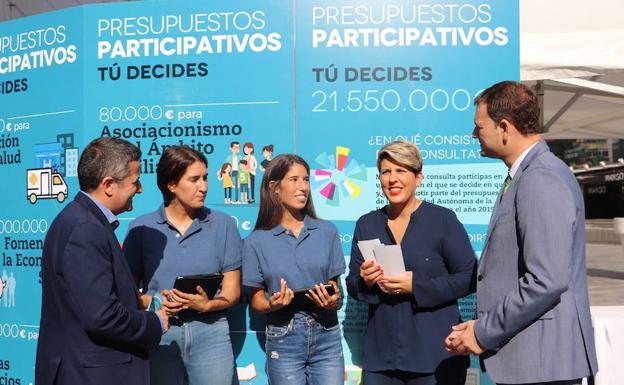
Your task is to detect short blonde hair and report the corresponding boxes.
[377,141,423,174]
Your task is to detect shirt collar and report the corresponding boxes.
[509,142,539,179]
[81,191,118,228]
[271,214,318,236]
[156,204,211,225]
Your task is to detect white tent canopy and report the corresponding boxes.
[520,0,624,139]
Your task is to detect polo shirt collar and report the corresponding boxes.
[156,204,211,225]
[271,214,318,236]
[271,225,287,236]
[156,205,168,224]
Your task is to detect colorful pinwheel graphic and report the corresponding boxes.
[312,146,368,206]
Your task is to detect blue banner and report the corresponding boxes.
[0,1,518,384]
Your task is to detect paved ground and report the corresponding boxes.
[586,243,624,306]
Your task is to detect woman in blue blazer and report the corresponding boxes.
[346,141,476,385]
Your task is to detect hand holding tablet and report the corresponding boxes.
[173,273,224,298]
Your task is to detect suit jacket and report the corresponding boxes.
[35,193,162,385]
[474,140,598,384]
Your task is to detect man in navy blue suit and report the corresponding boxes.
[35,137,168,385]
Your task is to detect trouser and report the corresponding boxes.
[265,312,344,385]
[149,316,234,385]
[363,356,467,385]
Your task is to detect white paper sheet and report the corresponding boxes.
[373,244,406,275]
[357,238,382,261]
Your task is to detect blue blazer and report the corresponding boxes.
[35,193,162,385]
[475,141,598,383]
[346,202,475,375]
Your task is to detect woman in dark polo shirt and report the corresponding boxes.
[123,145,242,385]
[242,154,346,385]
[346,141,476,385]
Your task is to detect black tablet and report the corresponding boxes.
[290,284,336,309]
[173,273,223,298]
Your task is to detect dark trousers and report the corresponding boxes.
[499,380,582,385]
[363,357,467,385]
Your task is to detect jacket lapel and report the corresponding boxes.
[74,193,142,309]
[479,183,506,272]
[478,141,550,270]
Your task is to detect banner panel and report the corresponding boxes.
[0,1,518,384]
[0,7,84,384]
[295,1,519,383]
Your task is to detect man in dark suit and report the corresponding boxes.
[35,137,168,385]
[445,81,597,385]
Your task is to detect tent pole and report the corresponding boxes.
[543,91,584,133]
[536,80,545,132]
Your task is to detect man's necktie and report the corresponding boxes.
[502,174,512,194]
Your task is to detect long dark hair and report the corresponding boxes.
[254,154,317,230]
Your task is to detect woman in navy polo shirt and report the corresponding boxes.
[243,154,346,385]
[346,141,476,385]
[123,145,242,385]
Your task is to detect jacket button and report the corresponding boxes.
[477,274,483,281]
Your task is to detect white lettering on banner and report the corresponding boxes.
[312,89,481,113]
[312,27,508,48]
[310,4,509,48]
[339,233,353,243]
[0,324,19,338]
[311,4,494,25]
[229,216,252,233]
[0,45,77,75]
[0,219,48,234]
[97,12,268,37]
[468,233,486,243]
[97,34,282,59]
[0,323,38,340]
[0,25,67,54]
[96,11,284,58]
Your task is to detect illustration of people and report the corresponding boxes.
[226,141,242,203]
[243,142,258,203]
[238,159,250,204]
[259,144,274,173]
[218,162,233,204]
[6,272,15,307]
[1,270,7,307]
